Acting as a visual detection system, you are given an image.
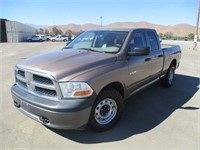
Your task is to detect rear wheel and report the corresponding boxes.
[89,88,123,132]
[161,64,175,87]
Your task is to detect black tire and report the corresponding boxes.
[161,64,175,87]
[28,39,32,42]
[63,39,67,42]
[89,88,123,132]
[52,39,55,42]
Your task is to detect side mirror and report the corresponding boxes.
[128,47,150,56]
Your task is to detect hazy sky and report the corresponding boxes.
[0,0,198,26]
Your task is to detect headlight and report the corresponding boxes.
[59,82,93,98]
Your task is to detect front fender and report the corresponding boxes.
[70,61,128,96]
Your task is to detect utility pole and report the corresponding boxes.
[100,16,102,28]
[194,0,200,49]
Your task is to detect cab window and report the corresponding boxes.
[128,32,147,52]
[147,31,159,50]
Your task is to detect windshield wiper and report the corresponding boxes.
[63,47,115,54]
[63,46,73,49]
[103,51,116,54]
[79,48,104,53]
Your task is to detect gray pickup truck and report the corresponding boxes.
[11,28,181,131]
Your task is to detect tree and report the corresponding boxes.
[35,29,39,34]
[158,33,164,39]
[39,28,44,34]
[58,29,63,35]
[164,32,173,39]
[52,26,63,35]
[44,29,49,35]
[187,33,195,40]
[49,32,54,36]
[65,29,72,35]
[52,27,58,35]
[65,29,73,39]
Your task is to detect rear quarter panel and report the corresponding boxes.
[162,45,181,73]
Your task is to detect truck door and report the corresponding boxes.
[56,35,60,41]
[127,31,152,90]
[147,31,163,78]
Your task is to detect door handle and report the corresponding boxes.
[158,54,163,58]
[145,58,151,62]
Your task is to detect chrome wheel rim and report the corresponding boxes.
[94,98,117,125]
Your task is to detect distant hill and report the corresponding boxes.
[46,21,196,36]
[27,24,49,29]
[46,23,100,34]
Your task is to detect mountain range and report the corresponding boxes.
[44,21,196,36]
[27,24,49,29]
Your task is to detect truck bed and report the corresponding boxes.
[161,44,180,50]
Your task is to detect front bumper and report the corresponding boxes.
[11,84,96,129]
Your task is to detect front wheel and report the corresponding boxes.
[161,64,175,87]
[89,88,123,132]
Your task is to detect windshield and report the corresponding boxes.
[65,30,128,53]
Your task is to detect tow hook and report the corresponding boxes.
[39,116,50,124]
[14,101,20,108]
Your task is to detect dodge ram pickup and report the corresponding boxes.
[11,28,181,131]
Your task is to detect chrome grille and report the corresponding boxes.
[35,87,57,97]
[18,70,25,77]
[33,74,53,85]
[17,79,27,88]
[16,68,57,98]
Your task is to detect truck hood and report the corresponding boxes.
[17,49,117,81]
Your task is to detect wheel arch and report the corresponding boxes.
[170,59,177,68]
[98,82,125,99]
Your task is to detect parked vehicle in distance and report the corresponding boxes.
[11,28,181,132]
[45,35,51,41]
[50,35,69,41]
[27,35,46,42]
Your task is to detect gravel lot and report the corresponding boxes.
[0,41,199,150]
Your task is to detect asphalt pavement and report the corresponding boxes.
[0,41,199,150]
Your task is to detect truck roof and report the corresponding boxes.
[87,28,156,32]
